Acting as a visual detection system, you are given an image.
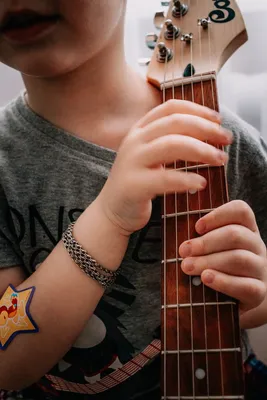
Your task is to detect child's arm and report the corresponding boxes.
[0,200,129,390]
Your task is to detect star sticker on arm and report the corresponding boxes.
[0,284,38,350]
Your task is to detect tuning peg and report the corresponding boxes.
[154,11,166,30]
[164,19,180,40]
[138,57,151,67]
[157,42,173,63]
[172,1,188,18]
[198,17,211,29]
[161,1,170,5]
[181,33,193,43]
[146,33,158,50]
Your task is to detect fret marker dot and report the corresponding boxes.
[195,368,206,380]
[189,189,197,195]
[192,277,202,287]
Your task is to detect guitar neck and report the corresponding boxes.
[161,76,244,399]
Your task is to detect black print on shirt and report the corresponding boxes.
[132,197,162,264]
[5,205,84,270]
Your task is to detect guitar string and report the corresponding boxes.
[225,2,240,388]
[171,15,181,400]
[193,5,225,395]
[209,5,239,395]
[207,9,233,397]
[163,39,169,400]
[196,0,210,397]
[185,0,196,397]
[210,3,240,391]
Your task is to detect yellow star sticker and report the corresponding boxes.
[0,285,38,350]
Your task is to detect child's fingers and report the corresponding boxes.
[195,200,259,235]
[145,168,207,196]
[140,134,227,167]
[181,250,264,280]
[135,113,232,145]
[179,225,263,258]
[201,270,266,311]
[135,99,221,129]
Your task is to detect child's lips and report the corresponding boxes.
[0,10,60,45]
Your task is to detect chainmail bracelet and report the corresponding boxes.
[62,222,119,288]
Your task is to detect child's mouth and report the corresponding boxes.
[0,10,60,44]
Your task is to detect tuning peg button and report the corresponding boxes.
[181,33,193,43]
[154,11,166,30]
[157,42,173,63]
[172,1,189,18]
[138,57,151,66]
[146,33,158,50]
[161,1,170,6]
[198,17,211,29]
[164,19,180,40]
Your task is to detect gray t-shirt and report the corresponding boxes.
[0,94,267,399]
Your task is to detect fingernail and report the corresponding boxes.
[199,178,207,189]
[180,241,192,257]
[212,111,221,123]
[217,150,228,164]
[196,219,206,234]
[182,258,194,273]
[221,128,233,143]
[202,271,214,284]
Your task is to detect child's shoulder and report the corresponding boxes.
[222,107,267,201]
[221,106,265,160]
[221,106,267,184]
[0,94,32,154]
[0,100,17,153]
[0,96,20,138]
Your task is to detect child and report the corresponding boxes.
[0,1,266,399]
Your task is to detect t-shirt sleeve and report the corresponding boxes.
[0,184,22,268]
[222,108,267,246]
[236,143,267,246]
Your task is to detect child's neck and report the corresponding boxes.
[23,38,160,150]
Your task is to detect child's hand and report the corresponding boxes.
[98,100,232,235]
[179,200,267,312]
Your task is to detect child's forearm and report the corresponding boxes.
[0,201,129,391]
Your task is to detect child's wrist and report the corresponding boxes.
[73,200,130,272]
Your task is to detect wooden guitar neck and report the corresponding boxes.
[161,77,244,399]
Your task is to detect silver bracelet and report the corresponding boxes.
[62,222,119,288]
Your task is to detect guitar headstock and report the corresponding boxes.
[146,1,248,89]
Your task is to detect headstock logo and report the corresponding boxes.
[209,1,236,23]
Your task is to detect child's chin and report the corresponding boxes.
[2,50,84,79]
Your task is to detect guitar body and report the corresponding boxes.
[147,1,248,398]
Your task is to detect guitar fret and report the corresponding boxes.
[162,258,183,264]
[162,302,236,309]
[176,163,212,171]
[162,208,214,219]
[162,348,241,355]
[161,397,244,400]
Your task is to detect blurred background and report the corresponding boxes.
[1,0,267,361]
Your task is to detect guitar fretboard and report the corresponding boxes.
[161,79,244,399]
